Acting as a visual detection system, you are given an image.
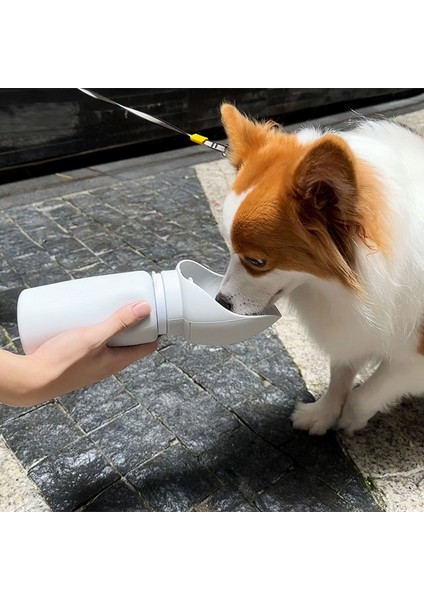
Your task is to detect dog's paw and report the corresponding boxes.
[291,401,339,435]
[336,395,369,436]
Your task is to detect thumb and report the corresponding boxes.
[91,301,152,344]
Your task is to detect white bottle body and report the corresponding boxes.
[17,271,158,354]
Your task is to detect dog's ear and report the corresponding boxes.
[292,134,363,283]
[221,103,268,168]
[293,134,357,221]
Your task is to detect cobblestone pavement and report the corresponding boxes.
[0,159,382,511]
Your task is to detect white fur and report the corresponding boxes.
[296,126,326,145]
[221,187,253,242]
[219,119,424,435]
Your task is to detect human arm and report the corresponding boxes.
[0,301,158,407]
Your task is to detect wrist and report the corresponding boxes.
[0,350,53,407]
[19,354,57,405]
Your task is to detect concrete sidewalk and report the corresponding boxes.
[0,103,423,511]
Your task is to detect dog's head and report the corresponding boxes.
[216,104,371,315]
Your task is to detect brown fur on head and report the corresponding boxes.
[221,103,386,291]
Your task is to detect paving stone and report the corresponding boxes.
[86,185,130,203]
[0,290,21,324]
[0,403,32,427]
[54,248,99,271]
[29,437,119,512]
[72,230,122,256]
[283,431,381,511]
[193,222,225,247]
[0,253,13,271]
[199,426,293,496]
[253,467,353,512]
[159,338,231,377]
[40,236,83,259]
[162,231,205,256]
[11,339,23,354]
[66,218,107,238]
[1,230,41,260]
[89,405,175,474]
[0,403,82,469]
[17,225,51,246]
[116,357,199,404]
[7,205,50,229]
[152,217,185,239]
[227,329,288,365]
[193,357,265,408]
[147,196,181,216]
[77,202,125,227]
[115,351,165,392]
[22,265,70,287]
[232,386,300,448]
[40,235,84,256]
[11,250,57,273]
[0,317,19,340]
[60,377,138,433]
[112,222,161,251]
[251,354,313,401]
[100,246,153,273]
[148,388,240,455]
[126,199,158,219]
[0,268,24,290]
[40,202,85,228]
[177,207,220,230]
[196,487,259,512]
[69,262,116,279]
[188,241,228,273]
[0,326,10,348]
[127,443,219,512]
[135,236,179,267]
[82,480,151,512]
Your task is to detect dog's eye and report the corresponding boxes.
[245,257,267,268]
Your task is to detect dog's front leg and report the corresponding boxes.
[337,355,424,435]
[291,362,356,435]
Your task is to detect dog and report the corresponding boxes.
[216,103,424,435]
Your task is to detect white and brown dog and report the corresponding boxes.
[216,103,424,435]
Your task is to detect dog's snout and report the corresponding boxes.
[215,292,234,312]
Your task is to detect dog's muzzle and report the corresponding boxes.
[215,292,234,312]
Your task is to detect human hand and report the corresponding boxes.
[0,301,158,407]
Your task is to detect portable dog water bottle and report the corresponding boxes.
[17,260,281,353]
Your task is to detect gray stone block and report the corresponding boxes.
[254,467,353,512]
[195,487,259,512]
[127,443,219,512]
[29,437,119,512]
[148,389,240,455]
[1,402,82,469]
[82,480,151,512]
[232,386,299,448]
[89,405,175,474]
[60,377,138,433]
[159,338,230,377]
[194,357,265,408]
[199,426,293,495]
[284,431,382,511]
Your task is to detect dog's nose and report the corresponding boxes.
[215,292,233,312]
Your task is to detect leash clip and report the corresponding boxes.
[202,139,228,156]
